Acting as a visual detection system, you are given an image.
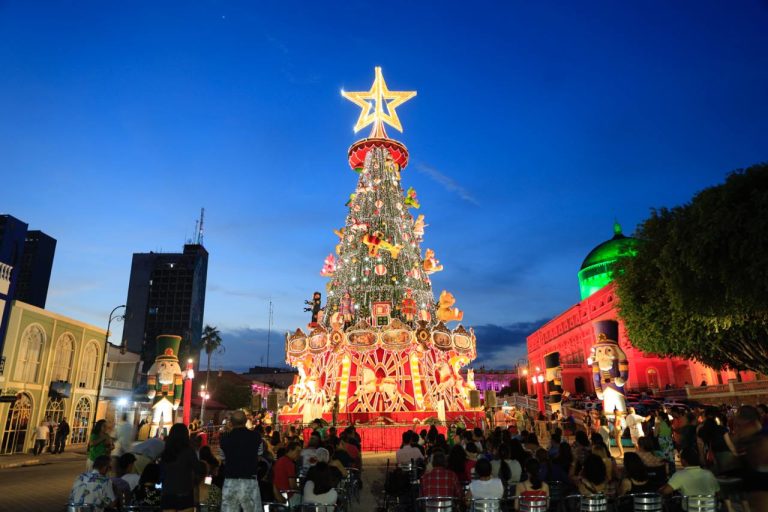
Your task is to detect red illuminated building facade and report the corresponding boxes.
[527,224,756,396]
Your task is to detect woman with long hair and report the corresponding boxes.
[617,452,654,496]
[448,444,470,482]
[654,410,677,473]
[578,454,607,496]
[491,443,521,487]
[86,419,113,471]
[612,413,625,457]
[515,458,549,510]
[160,423,206,512]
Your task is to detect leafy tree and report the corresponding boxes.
[201,325,224,388]
[614,163,768,374]
[214,381,252,410]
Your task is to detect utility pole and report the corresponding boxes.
[266,299,273,367]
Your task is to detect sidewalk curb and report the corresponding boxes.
[0,458,42,469]
[0,452,86,470]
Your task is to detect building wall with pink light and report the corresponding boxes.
[526,283,756,396]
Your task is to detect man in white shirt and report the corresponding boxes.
[661,447,719,508]
[299,431,321,476]
[624,407,649,448]
[468,459,504,501]
[33,421,50,456]
[396,432,424,466]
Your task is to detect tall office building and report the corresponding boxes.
[0,215,56,356]
[123,244,208,372]
[0,215,28,356]
[16,230,57,309]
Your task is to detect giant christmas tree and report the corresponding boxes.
[281,68,479,424]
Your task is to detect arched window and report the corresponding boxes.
[647,368,660,389]
[51,333,75,382]
[78,343,99,389]
[44,397,66,425]
[13,325,45,382]
[71,397,91,444]
[1,393,32,454]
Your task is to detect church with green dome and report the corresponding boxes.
[527,222,741,396]
[577,222,638,300]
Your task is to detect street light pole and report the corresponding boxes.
[92,305,126,433]
[516,358,528,395]
[182,359,194,425]
[199,385,210,423]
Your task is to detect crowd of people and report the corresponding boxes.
[390,403,766,511]
[68,414,363,512]
[65,401,766,511]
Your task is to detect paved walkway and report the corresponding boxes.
[359,451,395,511]
[0,447,86,469]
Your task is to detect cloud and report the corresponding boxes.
[215,327,289,373]
[414,163,479,205]
[471,320,548,368]
[208,284,272,300]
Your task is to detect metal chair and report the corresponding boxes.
[344,467,361,503]
[564,494,608,512]
[630,493,662,512]
[547,481,564,511]
[518,495,550,512]
[470,498,503,512]
[300,504,336,512]
[684,495,717,512]
[416,496,459,511]
[66,505,95,512]
[262,503,291,512]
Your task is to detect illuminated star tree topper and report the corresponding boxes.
[342,66,417,139]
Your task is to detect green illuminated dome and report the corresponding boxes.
[578,222,638,299]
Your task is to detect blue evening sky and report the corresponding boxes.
[2,2,767,371]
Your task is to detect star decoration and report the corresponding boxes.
[342,67,417,138]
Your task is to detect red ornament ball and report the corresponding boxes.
[375,264,387,276]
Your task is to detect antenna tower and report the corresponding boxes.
[196,208,205,245]
[266,299,274,368]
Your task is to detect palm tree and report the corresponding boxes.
[201,324,224,390]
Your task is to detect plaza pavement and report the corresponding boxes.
[0,449,393,512]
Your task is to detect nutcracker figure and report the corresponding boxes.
[339,291,355,326]
[400,289,417,323]
[304,292,323,328]
[147,335,184,437]
[591,320,629,419]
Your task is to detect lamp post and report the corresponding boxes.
[92,305,126,433]
[199,385,210,423]
[182,359,194,425]
[516,358,528,395]
[534,367,546,414]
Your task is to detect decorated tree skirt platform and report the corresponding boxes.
[279,411,485,451]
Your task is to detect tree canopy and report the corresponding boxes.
[614,163,768,375]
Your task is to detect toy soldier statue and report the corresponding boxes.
[591,320,629,420]
[146,335,184,437]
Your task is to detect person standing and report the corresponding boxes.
[87,420,114,471]
[219,410,264,512]
[160,423,206,512]
[624,407,649,449]
[33,421,49,456]
[54,417,71,454]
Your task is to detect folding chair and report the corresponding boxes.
[684,495,717,512]
[470,498,503,512]
[416,496,459,512]
[630,492,663,512]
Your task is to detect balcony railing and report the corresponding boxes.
[104,379,133,390]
